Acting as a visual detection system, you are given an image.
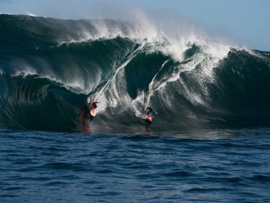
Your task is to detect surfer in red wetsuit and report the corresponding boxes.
[79,100,98,132]
[89,100,97,121]
[144,105,157,126]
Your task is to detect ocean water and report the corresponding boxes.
[1,14,270,202]
[1,129,270,202]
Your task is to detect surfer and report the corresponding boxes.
[89,100,97,121]
[79,100,98,132]
[79,100,98,121]
[143,105,158,126]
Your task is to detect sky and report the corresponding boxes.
[0,0,269,51]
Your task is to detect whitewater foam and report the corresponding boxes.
[91,43,145,112]
[11,68,37,78]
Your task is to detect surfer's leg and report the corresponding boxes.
[90,115,94,121]
[145,119,152,126]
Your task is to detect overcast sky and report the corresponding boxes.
[1,0,269,51]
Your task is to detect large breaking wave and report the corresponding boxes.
[1,14,270,133]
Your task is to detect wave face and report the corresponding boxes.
[1,14,270,133]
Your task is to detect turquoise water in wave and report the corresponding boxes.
[1,129,270,202]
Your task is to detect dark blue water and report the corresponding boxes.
[1,129,270,202]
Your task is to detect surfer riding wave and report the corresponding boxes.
[79,100,98,132]
[143,105,158,126]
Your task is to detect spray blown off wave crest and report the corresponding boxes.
[1,14,270,133]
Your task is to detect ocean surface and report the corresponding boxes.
[1,14,270,202]
[1,129,270,202]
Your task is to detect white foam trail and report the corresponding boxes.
[90,43,145,113]
[143,60,170,106]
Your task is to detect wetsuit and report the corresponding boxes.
[145,106,157,126]
[89,101,97,121]
[80,104,91,119]
[79,101,97,121]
